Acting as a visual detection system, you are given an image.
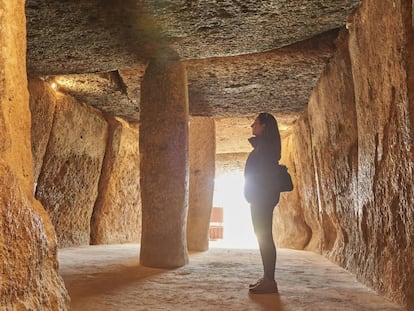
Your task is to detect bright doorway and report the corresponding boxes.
[211,171,258,249]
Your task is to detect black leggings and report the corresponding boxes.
[250,202,277,281]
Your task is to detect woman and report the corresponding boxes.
[244,112,281,294]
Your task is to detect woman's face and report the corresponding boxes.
[251,117,265,136]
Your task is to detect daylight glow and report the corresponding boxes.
[212,172,258,249]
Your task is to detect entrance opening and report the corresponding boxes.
[211,171,258,249]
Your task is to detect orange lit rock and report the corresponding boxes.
[187,117,216,251]
[29,78,58,187]
[0,1,69,308]
[35,95,108,247]
[90,116,141,244]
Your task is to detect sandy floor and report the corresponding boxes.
[58,244,405,311]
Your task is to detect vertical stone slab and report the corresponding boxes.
[348,0,414,306]
[91,116,141,244]
[1,165,69,310]
[187,117,215,251]
[306,29,359,264]
[289,113,322,252]
[139,60,189,268]
[290,1,413,307]
[0,3,33,194]
[0,1,69,309]
[35,95,108,247]
[28,78,58,189]
[273,133,312,250]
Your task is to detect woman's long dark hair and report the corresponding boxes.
[257,112,281,160]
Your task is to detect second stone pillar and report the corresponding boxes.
[139,60,189,268]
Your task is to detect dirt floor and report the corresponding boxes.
[58,243,405,311]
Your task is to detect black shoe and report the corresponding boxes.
[249,278,263,289]
[249,278,278,294]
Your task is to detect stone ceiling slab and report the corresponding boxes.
[26,0,360,75]
[50,66,147,122]
[186,30,337,118]
[47,30,337,121]
[25,0,361,153]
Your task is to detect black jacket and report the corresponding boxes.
[244,136,281,206]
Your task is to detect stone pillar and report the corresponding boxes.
[139,60,189,268]
[187,117,216,251]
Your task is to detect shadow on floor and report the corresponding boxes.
[248,293,285,311]
[59,244,405,311]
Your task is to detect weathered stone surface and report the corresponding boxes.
[0,163,69,310]
[187,117,216,251]
[186,31,337,118]
[52,65,147,122]
[1,0,412,309]
[306,29,358,264]
[1,2,68,309]
[287,0,414,307]
[139,60,189,268]
[30,79,142,246]
[45,31,336,123]
[0,3,33,194]
[274,134,311,249]
[90,117,141,244]
[215,152,248,177]
[60,245,406,311]
[152,1,360,60]
[346,0,414,306]
[29,78,58,187]
[25,1,360,74]
[35,94,108,247]
[24,1,360,125]
[288,112,323,252]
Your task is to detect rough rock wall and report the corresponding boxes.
[289,0,414,307]
[34,91,108,247]
[215,153,247,176]
[29,78,58,187]
[0,1,69,309]
[347,0,414,306]
[306,28,359,263]
[0,165,69,310]
[30,79,142,248]
[90,116,141,244]
[274,134,311,250]
[284,113,323,252]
